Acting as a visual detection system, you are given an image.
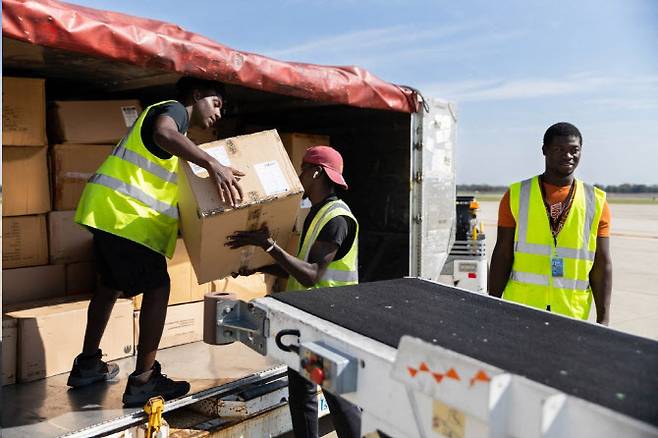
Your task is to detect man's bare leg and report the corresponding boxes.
[82,284,122,354]
[135,281,171,375]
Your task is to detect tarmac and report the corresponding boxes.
[478,200,658,340]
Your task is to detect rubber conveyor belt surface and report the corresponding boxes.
[272,278,658,426]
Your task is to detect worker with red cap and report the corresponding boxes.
[227,145,360,437]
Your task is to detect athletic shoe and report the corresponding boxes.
[122,361,190,407]
[67,349,120,387]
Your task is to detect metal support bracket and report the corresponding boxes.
[215,300,269,355]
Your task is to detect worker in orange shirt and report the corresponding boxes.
[489,122,612,324]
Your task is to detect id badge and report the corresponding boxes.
[551,257,564,277]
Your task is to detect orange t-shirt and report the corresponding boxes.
[498,182,610,237]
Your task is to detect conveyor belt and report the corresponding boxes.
[273,278,658,426]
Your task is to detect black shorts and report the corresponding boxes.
[91,228,170,297]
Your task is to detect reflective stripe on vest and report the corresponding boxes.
[502,176,606,319]
[75,100,180,258]
[112,144,179,183]
[286,199,359,291]
[88,173,179,220]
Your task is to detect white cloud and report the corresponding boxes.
[261,22,495,61]
[422,74,658,103]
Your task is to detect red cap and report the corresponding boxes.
[302,146,348,190]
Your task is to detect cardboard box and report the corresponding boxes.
[5,296,134,382]
[132,239,211,309]
[2,316,18,385]
[274,232,301,292]
[2,215,49,269]
[134,301,203,350]
[48,210,94,264]
[51,144,114,210]
[3,264,67,306]
[66,262,97,295]
[187,124,217,145]
[48,100,142,144]
[2,146,51,216]
[280,132,330,173]
[295,199,312,233]
[2,77,47,146]
[212,273,277,302]
[178,130,303,283]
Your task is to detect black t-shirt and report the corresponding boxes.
[300,195,357,261]
[140,101,189,159]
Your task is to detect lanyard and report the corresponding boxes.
[539,176,576,247]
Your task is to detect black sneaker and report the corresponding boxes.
[122,361,190,407]
[67,349,120,387]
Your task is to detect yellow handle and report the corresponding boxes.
[144,396,165,438]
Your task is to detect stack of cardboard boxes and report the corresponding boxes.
[2,75,328,386]
[2,77,141,384]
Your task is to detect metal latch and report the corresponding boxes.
[205,296,269,355]
[144,396,166,438]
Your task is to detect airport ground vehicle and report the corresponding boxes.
[0,0,488,436]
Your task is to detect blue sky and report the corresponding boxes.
[73,0,658,185]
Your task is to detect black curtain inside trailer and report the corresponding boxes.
[3,37,412,281]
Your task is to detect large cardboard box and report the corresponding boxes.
[2,316,18,385]
[134,301,203,350]
[51,144,114,210]
[66,262,97,295]
[132,239,211,309]
[2,146,51,216]
[2,77,47,146]
[178,130,303,283]
[2,215,49,269]
[187,124,217,145]
[48,100,141,144]
[212,273,277,302]
[5,296,134,382]
[3,264,67,306]
[279,132,330,173]
[48,210,94,264]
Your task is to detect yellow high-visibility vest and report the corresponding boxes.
[287,199,359,291]
[75,101,180,258]
[502,176,606,319]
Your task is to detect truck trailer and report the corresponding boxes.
[1,0,479,436]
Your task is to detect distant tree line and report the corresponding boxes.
[458,184,658,193]
[593,183,658,193]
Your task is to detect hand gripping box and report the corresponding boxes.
[178,130,303,284]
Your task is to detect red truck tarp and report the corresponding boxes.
[2,0,418,113]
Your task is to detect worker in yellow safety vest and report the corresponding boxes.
[226,146,360,438]
[489,122,612,324]
[68,77,245,407]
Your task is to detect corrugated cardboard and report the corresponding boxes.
[66,262,97,295]
[187,125,217,145]
[2,77,47,146]
[5,296,134,382]
[132,239,211,309]
[178,130,303,283]
[2,215,49,269]
[48,100,142,144]
[2,316,18,385]
[274,232,301,292]
[2,146,51,216]
[48,210,94,264]
[280,132,330,173]
[212,273,277,302]
[51,144,114,210]
[2,264,67,306]
[134,301,203,350]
